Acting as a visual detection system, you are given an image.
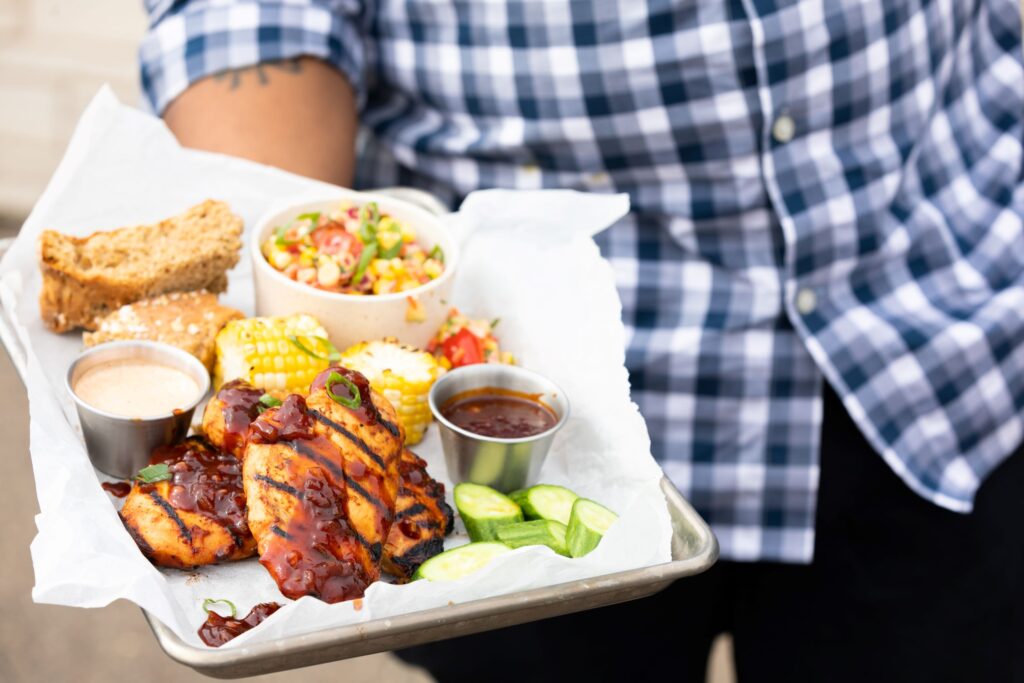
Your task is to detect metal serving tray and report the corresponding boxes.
[0,235,718,678]
[146,478,716,678]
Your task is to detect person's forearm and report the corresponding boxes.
[163,57,358,187]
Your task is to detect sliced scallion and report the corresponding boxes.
[256,393,282,414]
[135,463,172,484]
[325,371,362,409]
[287,335,342,362]
[202,598,238,619]
[351,242,378,286]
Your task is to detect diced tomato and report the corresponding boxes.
[442,328,484,367]
[311,222,363,258]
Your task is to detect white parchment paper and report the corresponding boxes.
[0,88,672,649]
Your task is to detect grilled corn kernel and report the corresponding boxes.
[340,339,442,445]
[214,314,333,392]
[400,223,417,243]
[269,248,293,270]
[317,258,342,287]
[424,259,443,279]
[377,230,401,252]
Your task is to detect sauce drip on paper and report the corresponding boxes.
[198,602,282,647]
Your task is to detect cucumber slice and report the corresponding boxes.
[566,499,618,557]
[496,520,570,556]
[412,542,512,581]
[454,482,524,542]
[508,485,579,525]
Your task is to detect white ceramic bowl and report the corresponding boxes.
[251,190,457,350]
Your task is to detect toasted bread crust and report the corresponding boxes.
[83,291,244,371]
[39,200,243,332]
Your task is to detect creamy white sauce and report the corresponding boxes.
[74,359,200,418]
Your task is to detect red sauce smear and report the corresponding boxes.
[310,367,380,425]
[397,517,422,540]
[101,481,131,498]
[147,437,249,545]
[249,395,373,603]
[198,602,281,647]
[441,388,558,439]
[216,380,265,456]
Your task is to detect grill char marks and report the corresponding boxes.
[306,368,405,575]
[381,449,456,579]
[309,408,389,471]
[148,489,192,542]
[119,437,256,569]
[254,474,302,498]
[244,384,404,604]
[259,441,387,555]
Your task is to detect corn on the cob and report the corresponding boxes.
[214,314,334,392]
[340,339,443,445]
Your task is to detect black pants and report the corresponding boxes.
[396,386,1024,682]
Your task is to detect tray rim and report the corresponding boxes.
[142,476,717,678]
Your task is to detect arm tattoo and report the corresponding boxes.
[213,58,304,90]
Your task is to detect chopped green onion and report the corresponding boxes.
[325,371,362,409]
[276,212,321,248]
[296,211,321,228]
[490,318,501,330]
[358,205,376,244]
[274,224,295,247]
[259,394,282,408]
[287,335,342,362]
[257,393,282,414]
[351,242,378,286]
[202,598,237,619]
[136,463,172,484]
[428,244,445,264]
[379,238,403,260]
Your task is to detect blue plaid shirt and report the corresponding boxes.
[140,0,1024,563]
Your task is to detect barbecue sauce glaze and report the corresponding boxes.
[248,394,373,603]
[216,379,265,455]
[146,437,250,546]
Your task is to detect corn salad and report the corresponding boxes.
[428,308,515,369]
[261,201,445,295]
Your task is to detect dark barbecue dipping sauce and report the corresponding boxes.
[441,388,558,439]
[198,602,281,647]
[101,481,132,498]
[147,437,249,543]
[248,395,374,603]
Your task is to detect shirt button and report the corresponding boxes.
[772,115,796,144]
[795,288,817,315]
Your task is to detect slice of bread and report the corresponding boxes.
[39,200,243,332]
[83,291,244,371]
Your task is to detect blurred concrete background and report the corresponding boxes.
[0,1,734,681]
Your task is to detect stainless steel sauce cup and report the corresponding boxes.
[65,341,210,478]
[429,364,570,492]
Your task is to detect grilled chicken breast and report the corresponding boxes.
[201,379,266,458]
[121,437,255,569]
[382,449,455,579]
[243,368,404,603]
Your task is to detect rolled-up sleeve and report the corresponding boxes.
[139,0,366,114]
